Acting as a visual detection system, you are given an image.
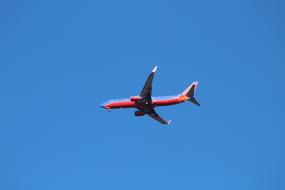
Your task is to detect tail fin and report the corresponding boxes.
[181,81,200,106]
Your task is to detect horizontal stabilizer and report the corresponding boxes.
[189,97,200,106]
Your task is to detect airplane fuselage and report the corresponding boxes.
[100,66,199,124]
[101,95,189,109]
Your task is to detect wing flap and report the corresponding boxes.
[147,108,172,125]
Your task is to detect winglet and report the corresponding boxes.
[167,119,172,125]
[152,66,158,73]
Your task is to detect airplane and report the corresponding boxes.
[100,66,200,125]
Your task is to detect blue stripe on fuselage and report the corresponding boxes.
[152,95,178,100]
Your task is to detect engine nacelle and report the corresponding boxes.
[134,111,145,117]
[130,96,142,102]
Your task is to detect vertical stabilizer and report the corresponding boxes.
[181,81,200,106]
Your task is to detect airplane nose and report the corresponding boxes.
[100,105,106,109]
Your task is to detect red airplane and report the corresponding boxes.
[100,66,200,124]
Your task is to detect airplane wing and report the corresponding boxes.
[137,67,171,125]
[147,108,172,125]
[137,106,171,125]
[140,66,157,101]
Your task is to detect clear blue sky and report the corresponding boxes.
[1,0,284,189]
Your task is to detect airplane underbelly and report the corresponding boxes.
[109,101,136,108]
[154,98,182,106]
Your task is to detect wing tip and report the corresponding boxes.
[152,66,158,73]
[167,119,172,125]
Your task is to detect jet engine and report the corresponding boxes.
[134,111,145,116]
[130,96,142,102]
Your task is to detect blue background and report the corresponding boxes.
[1,0,284,189]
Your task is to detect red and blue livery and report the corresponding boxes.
[100,66,200,125]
